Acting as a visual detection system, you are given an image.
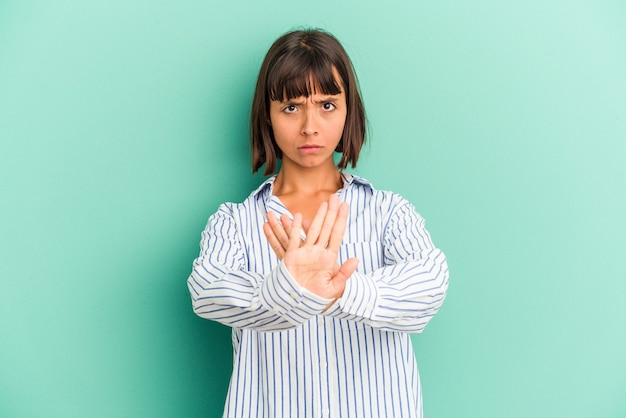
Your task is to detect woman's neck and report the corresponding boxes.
[273,163,342,197]
[272,163,344,232]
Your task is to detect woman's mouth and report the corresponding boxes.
[298,145,323,154]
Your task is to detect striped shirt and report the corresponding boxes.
[187,173,449,418]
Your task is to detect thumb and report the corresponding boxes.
[333,258,359,284]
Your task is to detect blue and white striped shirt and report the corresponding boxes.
[188,173,449,418]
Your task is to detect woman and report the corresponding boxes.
[188,28,449,418]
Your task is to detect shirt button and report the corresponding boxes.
[320,361,327,368]
[322,408,329,415]
[290,291,298,299]
[318,317,325,325]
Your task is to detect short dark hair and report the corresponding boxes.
[250,29,366,175]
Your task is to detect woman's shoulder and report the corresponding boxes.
[211,176,276,216]
[344,173,410,206]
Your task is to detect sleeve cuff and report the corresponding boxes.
[260,261,333,325]
[337,271,378,319]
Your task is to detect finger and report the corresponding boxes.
[281,213,308,248]
[267,212,290,251]
[280,213,294,239]
[304,201,328,246]
[333,257,359,285]
[263,221,285,259]
[327,201,349,250]
[317,194,340,247]
[287,213,303,252]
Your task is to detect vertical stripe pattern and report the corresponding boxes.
[187,173,449,418]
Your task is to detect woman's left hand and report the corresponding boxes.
[264,195,359,302]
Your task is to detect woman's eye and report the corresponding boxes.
[322,102,336,111]
[283,105,297,113]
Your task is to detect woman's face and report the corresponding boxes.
[269,73,347,172]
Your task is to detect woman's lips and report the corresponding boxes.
[298,145,323,154]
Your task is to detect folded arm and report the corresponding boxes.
[187,205,333,332]
[325,202,449,333]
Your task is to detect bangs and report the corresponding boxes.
[267,53,343,101]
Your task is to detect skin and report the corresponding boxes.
[262,74,359,306]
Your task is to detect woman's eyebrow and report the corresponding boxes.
[279,95,341,105]
[279,98,305,105]
[313,96,340,103]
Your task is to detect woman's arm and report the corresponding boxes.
[325,202,449,333]
[263,196,449,333]
[187,204,334,332]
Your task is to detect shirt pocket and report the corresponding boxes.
[339,240,384,275]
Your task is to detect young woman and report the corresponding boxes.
[188,29,449,418]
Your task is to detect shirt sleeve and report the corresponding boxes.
[187,204,333,332]
[324,200,449,333]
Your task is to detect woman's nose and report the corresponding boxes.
[301,109,319,136]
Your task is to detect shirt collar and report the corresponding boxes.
[339,172,373,189]
[252,172,374,202]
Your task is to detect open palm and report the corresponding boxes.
[264,195,359,301]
